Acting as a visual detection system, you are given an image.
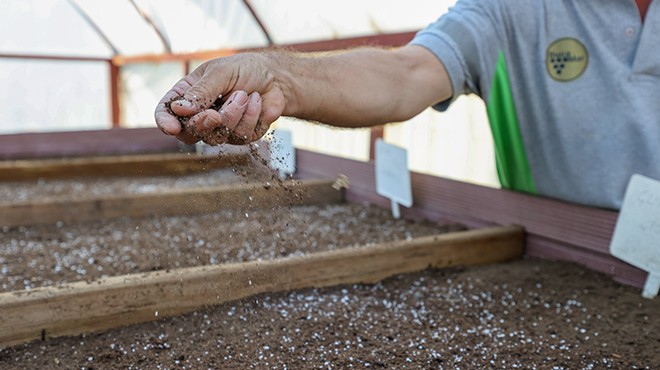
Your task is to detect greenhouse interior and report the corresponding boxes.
[0,0,658,368]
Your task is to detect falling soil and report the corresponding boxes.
[0,260,658,369]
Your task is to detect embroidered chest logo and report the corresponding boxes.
[546,38,589,81]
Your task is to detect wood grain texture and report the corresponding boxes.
[525,234,647,288]
[293,150,643,287]
[0,179,342,227]
[0,128,180,160]
[0,226,524,348]
[0,153,249,181]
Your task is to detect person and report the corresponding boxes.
[155,0,658,210]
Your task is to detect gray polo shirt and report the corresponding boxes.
[411,0,660,210]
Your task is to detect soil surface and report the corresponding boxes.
[0,203,461,292]
[1,259,657,369]
[0,167,258,204]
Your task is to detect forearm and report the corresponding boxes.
[270,45,452,128]
[155,44,453,146]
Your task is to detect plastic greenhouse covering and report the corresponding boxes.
[0,0,498,187]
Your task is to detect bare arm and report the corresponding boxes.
[280,45,452,127]
[155,44,452,144]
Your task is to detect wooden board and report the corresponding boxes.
[0,152,249,181]
[0,225,524,348]
[293,149,645,287]
[0,179,342,227]
[0,127,180,160]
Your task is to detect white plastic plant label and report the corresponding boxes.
[610,174,660,299]
[268,129,296,177]
[375,139,412,219]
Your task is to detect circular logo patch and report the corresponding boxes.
[546,38,588,81]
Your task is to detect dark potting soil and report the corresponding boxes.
[0,259,657,369]
[0,203,462,292]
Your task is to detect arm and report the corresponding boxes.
[281,45,452,127]
[155,45,452,145]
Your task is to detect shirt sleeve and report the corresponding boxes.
[409,0,508,111]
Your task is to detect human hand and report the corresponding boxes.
[154,53,286,145]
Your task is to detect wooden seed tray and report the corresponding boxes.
[0,152,524,349]
[0,226,524,348]
[0,178,341,227]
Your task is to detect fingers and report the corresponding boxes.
[154,65,215,136]
[235,90,284,143]
[155,88,186,136]
[218,91,250,130]
[185,109,224,145]
[155,55,285,146]
[233,92,262,141]
[169,97,202,117]
[188,90,261,145]
[154,77,198,136]
[158,88,276,147]
[177,63,226,114]
[187,91,249,140]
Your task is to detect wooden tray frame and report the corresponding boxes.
[294,149,643,287]
[1,179,341,227]
[0,226,523,347]
[0,152,249,181]
[0,153,525,347]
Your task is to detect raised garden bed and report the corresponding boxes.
[0,152,657,368]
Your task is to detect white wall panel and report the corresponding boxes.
[385,96,499,187]
[0,0,112,57]
[0,59,110,134]
[121,62,184,127]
